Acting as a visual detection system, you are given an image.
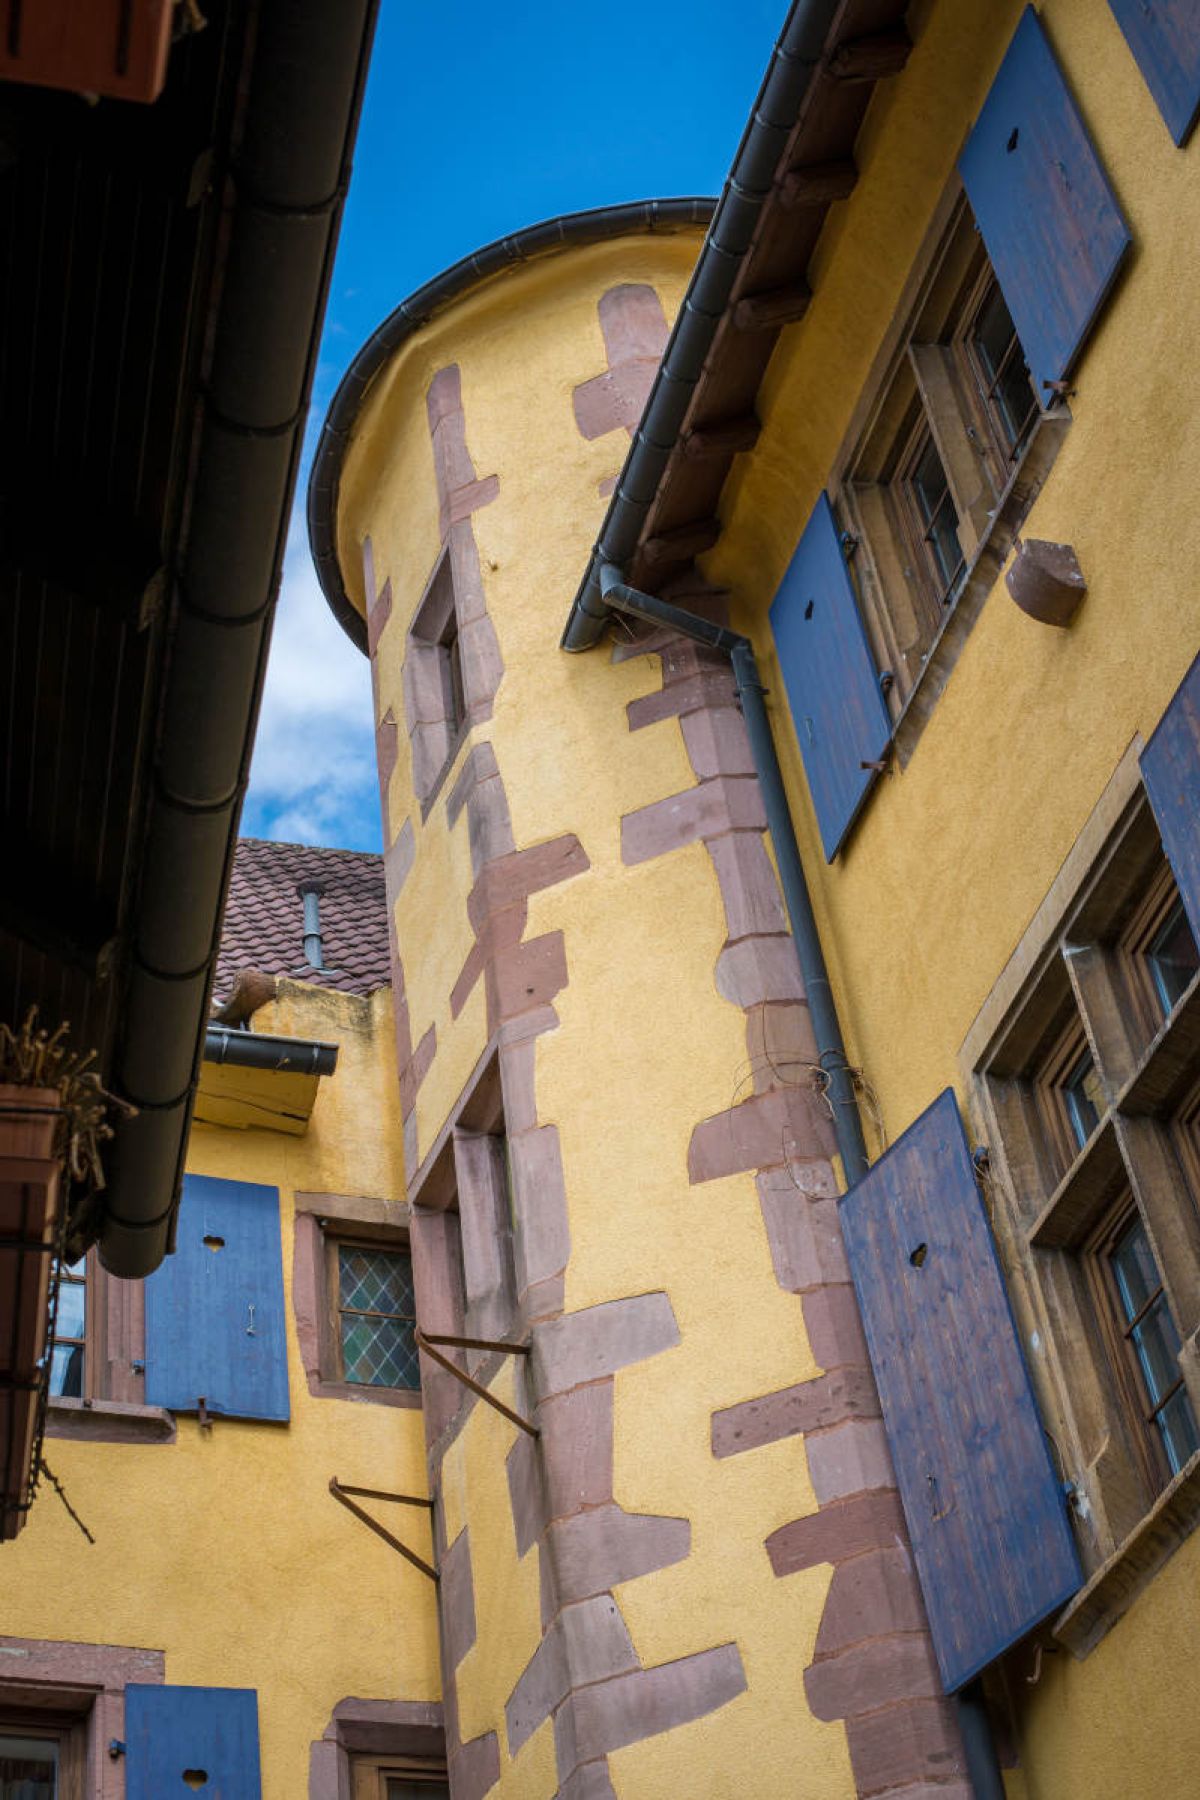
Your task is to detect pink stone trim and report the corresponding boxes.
[309,1696,446,1800]
[615,627,965,1795]
[572,285,669,444]
[0,1635,164,1800]
[291,1212,421,1410]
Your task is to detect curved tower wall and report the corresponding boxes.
[335,230,956,1800]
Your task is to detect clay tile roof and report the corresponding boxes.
[214,838,390,1003]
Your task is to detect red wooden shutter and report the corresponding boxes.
[1109,0,1200,145]
[840,1090,1081,1692]
[1141,652,1200,942]
[769,492,892,861]
[125,1685,262,1799]
[960,8,1131,399]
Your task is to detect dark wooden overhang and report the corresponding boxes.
[562,0,911,643]
[0,0,378,1292]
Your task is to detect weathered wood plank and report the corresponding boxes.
[959,9,1131,397]
[841,1089,1081,1692]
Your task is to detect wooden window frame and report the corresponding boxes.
[832,184,1066,763]
[966,767,1200,1653]
[326,1234,420,1394]
[1082,1193,1192,1498]
[291,1193,421,1410]
[0,1709,88,1800]
[351,1750,449,1798]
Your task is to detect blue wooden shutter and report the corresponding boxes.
[840,1090,1080,1692]
[125,1685,262,1799]
[1109,0,1200,145]
[959,8,1131,399]
[1141,652,1200,942]
[145,1174,289,1421]
[769,492,891,861]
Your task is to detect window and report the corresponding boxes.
[0,1715,86,1800]
[290,1191,420,1408]
[48,1258,87,1399]
[405,550,469,810]
[839,197,1043,712]
[972,781,1200,1641]
[1088,1205,1199,1489]
[352,1753,449,1798]
[332,1242,420,1391]
[0,1731,59,1796]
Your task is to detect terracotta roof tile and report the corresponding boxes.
[214,838,390,1002]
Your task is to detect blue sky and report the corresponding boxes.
[242,0,783,852]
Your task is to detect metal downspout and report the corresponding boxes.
[597,565,869,1185]
[596,569,1006,1792]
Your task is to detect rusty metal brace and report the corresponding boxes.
[329,1478,438,1583]
[415,1328,540,1438]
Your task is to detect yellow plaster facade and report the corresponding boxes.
[4,979,439,1797]
[339,221,881,1798]
[703,1,1200,1794]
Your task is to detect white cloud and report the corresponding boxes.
[243,516,381,851]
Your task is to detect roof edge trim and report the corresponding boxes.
[306,197,716,653]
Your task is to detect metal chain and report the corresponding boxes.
[38,1458,95,1545]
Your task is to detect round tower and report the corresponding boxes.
[310,203,922,1800]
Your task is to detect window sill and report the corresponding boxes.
[1114,967,1200,1116]
[1029,1112,1123,1249]
[304,1372,422,1410]
[1054,1446,1200,1659]
[46,1396,176,1445]
[891,408,1071,770]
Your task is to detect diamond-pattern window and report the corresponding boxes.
[337,1244,419,1390]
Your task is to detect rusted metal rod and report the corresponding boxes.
[328,1478,438,1583]
[333,1483,433,1509]
[414,1329,540,1438]
[418,1330,530,1356]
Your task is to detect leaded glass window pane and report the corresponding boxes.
[336,1245,419,1390]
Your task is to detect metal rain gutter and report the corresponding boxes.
[560,0,842,653]
[203,1026,338,1079]
[307,198,716,654]
[97,0,379,1278]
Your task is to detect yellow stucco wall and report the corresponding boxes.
[343,231,861,1794]
[5,981,439,1798]
[707,0,1200,1793]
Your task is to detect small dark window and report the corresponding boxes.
[966,277,1038,457]
[1061,1048,1104,1153]
[1146,899,1200,1017]
[49,1258,87,1398]
[440,612,466,739]
[0,1731,59,1794]
[901,429,965,604]
[335,1245,420,1390]
[1101,1211,1200,1483]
